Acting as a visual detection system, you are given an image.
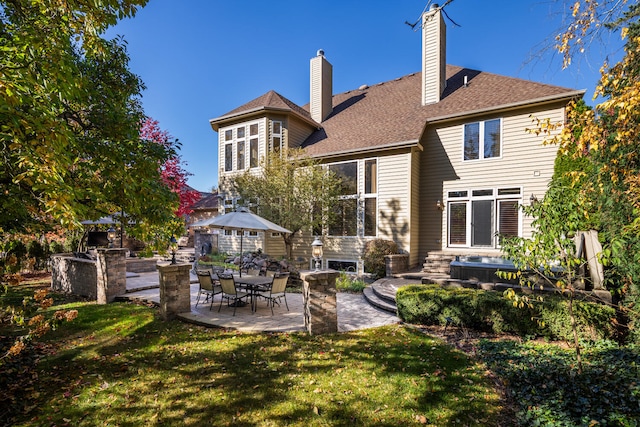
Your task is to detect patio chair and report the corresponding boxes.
[195,270,222,310]
[257,272,289,315]
[246,268,260,276]
[218,274,251,316]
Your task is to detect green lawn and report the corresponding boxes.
[3,284,504,426]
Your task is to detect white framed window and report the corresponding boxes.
[363,159,377,237]
[270,120,283,153]
[447,187,521,248]
[224,143,233,172]
[327,259,358,273]
[328,161,358,237]
[463,118,502,161]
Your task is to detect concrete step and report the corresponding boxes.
[363,286,397,314]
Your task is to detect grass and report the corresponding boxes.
[2,282,504,426]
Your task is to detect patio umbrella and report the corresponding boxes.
[192,207,292,276]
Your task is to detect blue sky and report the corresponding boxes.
[106,0,625,193]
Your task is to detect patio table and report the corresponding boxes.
[233,275,273,312]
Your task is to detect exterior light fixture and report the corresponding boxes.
[436,200,444,210]
[311,236,323,271]
[170,236,178,265]
[107,227,117,248]
[530,194,538,205]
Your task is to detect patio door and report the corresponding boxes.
[471,200,493,247]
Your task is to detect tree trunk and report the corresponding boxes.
[568,291,583,374]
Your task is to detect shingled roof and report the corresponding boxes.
[301,65,584,157]
[210,90,316,131]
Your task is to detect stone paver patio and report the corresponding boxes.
[122,272,400,333]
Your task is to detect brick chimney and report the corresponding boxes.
[310,49,333,123]
[422,4,446,105]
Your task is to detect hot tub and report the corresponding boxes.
[449,256,518,283]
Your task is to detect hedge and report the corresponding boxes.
[396,284,617,341]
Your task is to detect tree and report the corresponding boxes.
[501,2,640,348]
[229,148,342,259]
[0,0,179,236]
[140,117,201,218]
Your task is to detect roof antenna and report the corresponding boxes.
[405,1,431,31]
[405,1,461,31]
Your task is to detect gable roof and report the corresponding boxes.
[191,192,219,210]
[301,65,584,158]
[210,90,317,131]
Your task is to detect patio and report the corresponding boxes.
[121,271,400,333]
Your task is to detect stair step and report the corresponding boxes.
[363,287,397,314]
[371,283,397,304]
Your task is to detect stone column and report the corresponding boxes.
[96,248,127,304]
[385,254,409,277]
[158,263,192,320]
[299,270,339,335]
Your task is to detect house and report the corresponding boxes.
[209,5,584,274]
[186,190,220,253]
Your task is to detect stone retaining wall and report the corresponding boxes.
[126,257,158,273]
[51,253,97,299]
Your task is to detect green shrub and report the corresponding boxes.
[396,284,617,341]
[363,239,398,279]
[335,271,366,292]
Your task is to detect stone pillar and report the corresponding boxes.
[300,270,339,335]
[158,263,192,320]
[96,248,127,304]
[385,254,409,277]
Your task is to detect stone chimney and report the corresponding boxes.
[310,49,333,123]
[422,4,446,105]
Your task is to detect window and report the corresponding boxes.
[225,130,233,141]
[224,143,233,172]
[237,140,245,170]
[463,118,501,161]
[328,162,358,236]
[271,121,283,153]
[327,260,357,273]
[249,138,258,168]
[237,126,245,139]
[250,124,258,136]
[364,159,377,236]
[447,187,521,248]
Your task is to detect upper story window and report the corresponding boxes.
[221,121,262,174]
[224,143,233,172]
[463,118,502,161]
[236,126,245,170]
[270,121,283,153]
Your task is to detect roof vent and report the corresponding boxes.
[430,3,439,10]
[358,84,369,90]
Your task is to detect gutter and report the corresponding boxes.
[305,139,422,161]
[426,90,587,124]
[210,107,320,131]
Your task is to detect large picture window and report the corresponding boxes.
[447,187,521,248]
[328,161,357,237]
[463,118,502,161]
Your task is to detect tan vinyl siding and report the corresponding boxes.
[420,104,565,256]
[288,117,316,149]
[409,148,421,267]
[377,152,412,252]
